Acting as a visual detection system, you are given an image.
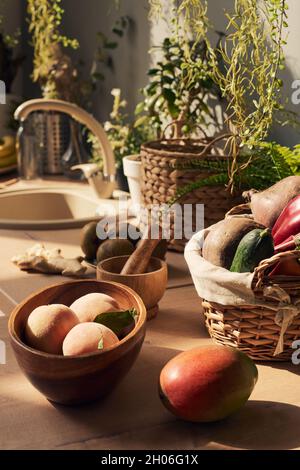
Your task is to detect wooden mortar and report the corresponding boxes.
[97,256,168,320]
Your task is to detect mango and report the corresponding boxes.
[159,345,258,422]
[62,322,119,356]
[70,292,120,323]
[25,304,79,354]
[80,221,100,260]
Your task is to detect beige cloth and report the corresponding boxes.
[184,220,257,306]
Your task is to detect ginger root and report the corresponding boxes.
[12,244,87,277]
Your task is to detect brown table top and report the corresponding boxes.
[0,227,300,450]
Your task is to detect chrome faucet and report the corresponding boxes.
[14,99,116,199]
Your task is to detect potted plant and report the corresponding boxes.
[172,0,291,200]
[143,0,291,251]
[98,88,154,203]
[89,87,153,202]
[133,0,232,250]
[101,21,223,206]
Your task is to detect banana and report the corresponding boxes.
[0,152,17,168]
[0,136,16,159]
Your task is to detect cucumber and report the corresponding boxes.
[230,228,274,273]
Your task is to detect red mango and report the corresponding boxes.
[159,345,258,423]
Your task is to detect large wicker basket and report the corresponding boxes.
[199,202,300,361]
[140,135,243,252]
[203,249,300,361]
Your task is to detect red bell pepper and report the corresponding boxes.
[272,195,300,245]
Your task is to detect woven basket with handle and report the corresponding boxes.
[203,204,300,361]
[140,134,243,252]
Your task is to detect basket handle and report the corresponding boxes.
[253,249,300,290]
[195,133,233,157]
[225,203,251,218]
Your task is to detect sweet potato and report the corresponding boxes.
[203,217,265,269]
[244,176,300,229]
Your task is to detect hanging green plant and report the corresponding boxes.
[211,0,288,187]
[144,0,222,138]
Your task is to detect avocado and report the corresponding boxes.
[80,222,100,260]
[96,238,135,263]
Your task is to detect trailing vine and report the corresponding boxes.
[211,0,288,187]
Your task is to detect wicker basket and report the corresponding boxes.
[199,204,300,361]
[140,135,243,252]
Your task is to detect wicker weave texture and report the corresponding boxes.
[202,245,300,361]
[140,138,242,252]
[202,300,300,361]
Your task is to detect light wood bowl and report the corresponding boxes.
[97,256,168,320]
[8,280,147,405]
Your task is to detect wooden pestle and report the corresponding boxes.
[121,226,162,275]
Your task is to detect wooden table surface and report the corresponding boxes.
[1,227,300,450]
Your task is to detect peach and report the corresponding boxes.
[25,304,79,354]
[62,322,119,356]
[70,292,120,323]
[159,345,258,422]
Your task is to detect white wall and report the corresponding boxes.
[61,0,150,120]
[272,0,300,145]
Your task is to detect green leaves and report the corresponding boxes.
[171,140,300,205]
[94,309,138,340]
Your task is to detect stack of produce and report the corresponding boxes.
[203,175,300,277]
[0,136,17,172]
[25,292,137,356]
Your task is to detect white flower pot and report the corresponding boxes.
[123,155,142,212]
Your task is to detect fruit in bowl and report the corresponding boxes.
[63,322,119,356]
[8,280,147,405]
[70,292,120,322]
[25,304,79,354]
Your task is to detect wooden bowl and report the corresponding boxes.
[97,256,168,320]
[8,280,147,405]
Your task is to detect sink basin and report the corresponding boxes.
[0,188,117,230]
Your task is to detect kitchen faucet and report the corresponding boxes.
[14,98,116,199]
